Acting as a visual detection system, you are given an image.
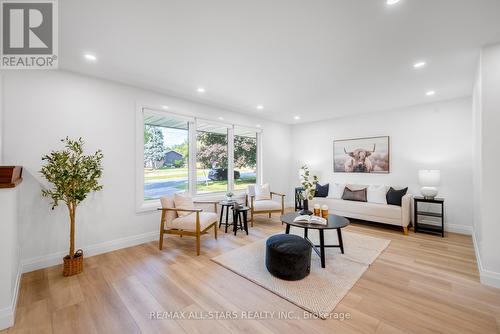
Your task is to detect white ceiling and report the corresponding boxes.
[60,0,500,124]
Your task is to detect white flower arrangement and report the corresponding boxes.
[299,165,318,201]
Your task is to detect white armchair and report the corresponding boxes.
[246,184,285,226]
[158,195,219,256]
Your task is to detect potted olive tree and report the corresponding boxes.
[40,137,103,276]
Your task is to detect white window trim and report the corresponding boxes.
[136,104,262,212]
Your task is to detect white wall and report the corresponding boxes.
[1,70,292,271]
[472,43,500,288]
[290,98,474,234]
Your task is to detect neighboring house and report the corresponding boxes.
[164,150,183,166]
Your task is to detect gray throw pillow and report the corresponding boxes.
[342,187,367,202]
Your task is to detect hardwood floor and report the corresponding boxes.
[3,214,500,334]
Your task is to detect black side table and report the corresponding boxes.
[219,200,237,233]
[232,206,249,236]
[414,197,444,237]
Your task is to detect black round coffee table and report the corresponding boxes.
[280,212,350,268]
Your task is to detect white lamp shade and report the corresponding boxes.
[418,170,441,186]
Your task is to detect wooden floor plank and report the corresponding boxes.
[3,213,500,334]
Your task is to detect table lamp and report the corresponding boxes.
[418,170,441,199]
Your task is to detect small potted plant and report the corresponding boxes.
[299,165,318,215]
[226,191,234,202]
[40,137,103,276]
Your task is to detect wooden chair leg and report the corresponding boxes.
[251,210,254,227]
[268,212,271,218]
[214,224,218,240]
[159,210,166,250]
[196,234,201,256]
[403,227,409,235]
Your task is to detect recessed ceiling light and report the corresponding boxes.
[161,105,169,110]
[256,124,261,128]
[386,0,401,5]
[256,105,264,110]
[218,116,224,121]
[197,87,206,93]
[83,53,97,62]
[294,116,301,120]
[413,61,427,69]
[426,90,436,96]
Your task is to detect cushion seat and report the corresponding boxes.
[315,197,401,219]
[265,234,311,281]
[170,212,218,231]
[253,200,282,211]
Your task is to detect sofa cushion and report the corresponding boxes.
[170,212,218,231]
[342,187,367,202]
[173,193,195,217]
[255,183,271,200]
[313,198,401,220]
[253,199,281,211]
[328,183,345,199]
[386,187,408,206]
[160,196,177,223]
[315,183,329,198]
[367,185,388,204]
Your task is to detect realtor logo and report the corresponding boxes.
[1,0,58,69]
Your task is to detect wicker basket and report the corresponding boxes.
[63,249,84,276]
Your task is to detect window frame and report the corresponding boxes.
[136,105,262,212]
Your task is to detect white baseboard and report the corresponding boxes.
[471,230,500,289]
[21,231,158,273]
[0,264,22,330]
[446,223,473,235]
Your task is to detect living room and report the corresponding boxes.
[0,1,499,333]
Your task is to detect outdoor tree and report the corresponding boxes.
[234,136,257,169]
[144,125,166,169]
[170,139,189,165]
[197,132,228,169]
[197,132,256,169]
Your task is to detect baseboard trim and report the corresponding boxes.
[21,231,158,273]
[471,230,500,289]
[446,223,473,235]
[0,263,22,330]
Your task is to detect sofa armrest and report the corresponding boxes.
[401,194,413,227]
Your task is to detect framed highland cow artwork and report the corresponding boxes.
[333,136,390,173]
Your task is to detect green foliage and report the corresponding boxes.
[197,132,257,169]
[299,165,318,201]
[197,132,228,169]
[234,136,257,169]
[40,137,104,209]
[170,139,189,165]
[144,125,166,168]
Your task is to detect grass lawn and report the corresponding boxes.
[144,167,256,194]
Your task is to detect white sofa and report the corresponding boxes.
[310,184,412,234]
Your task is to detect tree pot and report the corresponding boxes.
[63,249,84,276]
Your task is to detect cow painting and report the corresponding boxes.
[334,137,390,173]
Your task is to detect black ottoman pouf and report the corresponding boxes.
[265,234,311,281]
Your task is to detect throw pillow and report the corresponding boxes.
[386,187,408,206]
[328,183,346,199]
[342,187,367,202]
[315,183,329,198]
[173,193,195,217]
[255,183,271,200]
[367,185,388,204]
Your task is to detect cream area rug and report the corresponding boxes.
[212,227,390,319]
